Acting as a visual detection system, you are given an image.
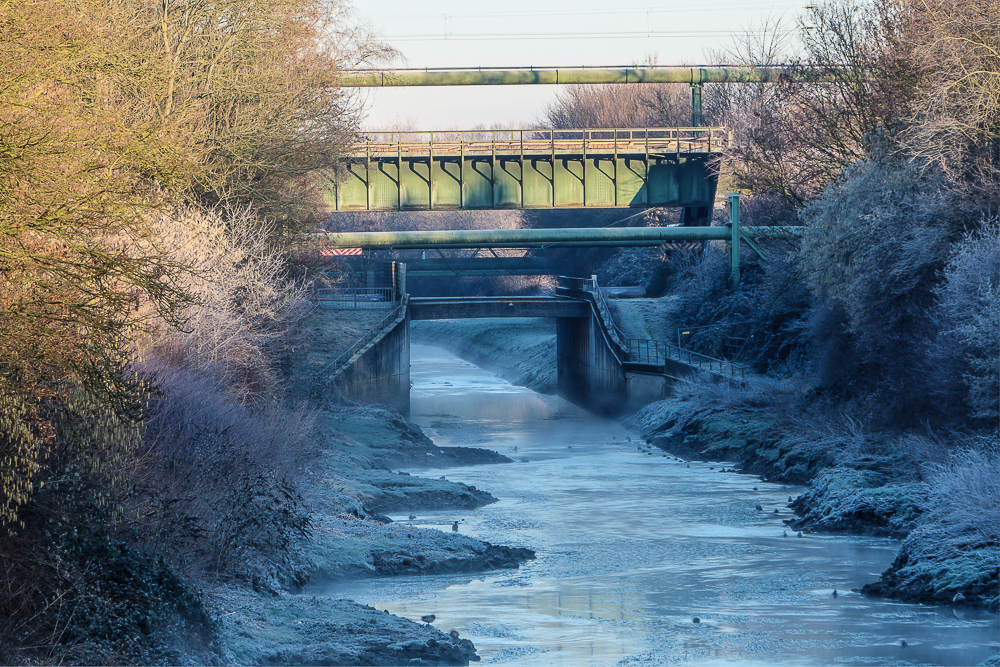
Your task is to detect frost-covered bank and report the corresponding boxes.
[202,405,534,666]
[629,383,999,612]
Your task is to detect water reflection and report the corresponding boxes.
[328,344,1000,666]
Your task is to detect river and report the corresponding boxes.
[327,344,999,666]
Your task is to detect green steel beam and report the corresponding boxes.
[318,226,803,249]
[337,66,838,87]
[728,193,741,288]
[331,128,726,211]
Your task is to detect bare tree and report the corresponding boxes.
[903,0,1000,211]
[708,1,922,207]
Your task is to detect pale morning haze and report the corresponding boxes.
[354,0,810,129]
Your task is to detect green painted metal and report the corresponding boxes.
[331,128,727,212]
[337,66,838,87]
[728,193,741,288]
[319,225,802,249]
[691,84,703,127]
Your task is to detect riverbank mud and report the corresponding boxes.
[204,404,534,665]
[421,310,998,615]
[630,398,997,612]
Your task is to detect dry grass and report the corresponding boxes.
[131,359,315,583]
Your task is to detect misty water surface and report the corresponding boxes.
[328,344,999,666]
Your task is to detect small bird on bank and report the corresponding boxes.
[755,504,763,511]
[452,521,459,532]
[421,614,436,624]
[449,630,460,640]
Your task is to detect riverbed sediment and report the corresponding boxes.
[204,404,535,665]
[418,309,998,614]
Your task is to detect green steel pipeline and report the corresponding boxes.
[319,226,803,249]
[337,66,837,87]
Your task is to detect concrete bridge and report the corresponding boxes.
[320,275,741,415]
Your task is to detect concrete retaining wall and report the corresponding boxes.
[556,306,628,415]
[334,309,411,414]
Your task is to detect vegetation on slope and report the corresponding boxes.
[560,0,999,610]
[0,0,396,662]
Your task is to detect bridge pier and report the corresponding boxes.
[556,313,628,415]
[332,301,411,414]
[327,282,695,418]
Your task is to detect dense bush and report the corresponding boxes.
[147,205,313,405]
[132,362,315,583]
[799,159,958,424]
[935,220,1000,421]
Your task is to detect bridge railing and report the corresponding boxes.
[317,287,397,309]
[349,127,730,158]
[624,338,746,378]
[559,275,747,379]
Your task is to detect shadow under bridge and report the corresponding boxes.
[325,283,677,417]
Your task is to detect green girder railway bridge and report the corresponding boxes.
[331,128,725,220]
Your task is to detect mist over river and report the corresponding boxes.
[325,344,999,666]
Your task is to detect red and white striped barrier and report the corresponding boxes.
[660,242,705,251]
[320,247,363,256]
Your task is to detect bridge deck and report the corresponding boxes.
[408,296,589,320]
[350,128,729,158]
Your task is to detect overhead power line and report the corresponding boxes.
[376,3,804,20]
[382,29,801,42]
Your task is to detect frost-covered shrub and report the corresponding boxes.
[936,219,1000,421]
[868,439,1000,609]
[921,439,1000,549]
[145,205,312,404]
[134,360,314,581]
[800,159,956,424]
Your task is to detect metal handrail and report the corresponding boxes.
[349,127,730,158]
[317,296,409,383]
[624,337,746,378]
[559,275,747,379]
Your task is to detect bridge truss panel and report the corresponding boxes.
[330,128,727,212]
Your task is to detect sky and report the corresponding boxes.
[352,0,811,130]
